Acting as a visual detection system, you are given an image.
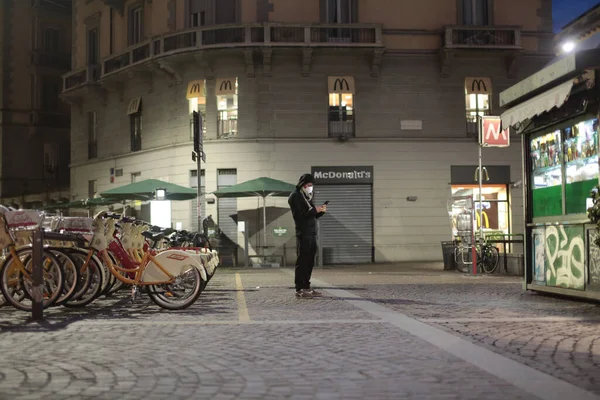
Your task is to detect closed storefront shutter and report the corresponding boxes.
[314,185,373,264]
[217,169,238,265]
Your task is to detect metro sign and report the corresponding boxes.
[479,116,510,147]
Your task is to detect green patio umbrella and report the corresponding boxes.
[100,179,197,201]
[212,177,296,246]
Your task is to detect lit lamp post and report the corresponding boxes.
[562,41,575,53]
[155,188,167,200]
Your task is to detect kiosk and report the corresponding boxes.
[500,45,600,299]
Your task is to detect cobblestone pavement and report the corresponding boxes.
[0,265,599,399]
[313,265,600,395]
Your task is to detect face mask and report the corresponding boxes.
[305,186,313,194]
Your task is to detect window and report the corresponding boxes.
[451,185,510,239]
[43,143,58,177]
[190,12,205,27]
[130,105,142,152]
[131,172,141,183]
[88,111,97,159]
[41,77,60,110]
[109,8,114,54]
[30,74,36,109]
[215,0,236,24]
[88,180,97,198]
[461,0,490,26]
[87,28,98,65]
[42,28,59,53]
[328,76,355,137]
[129,6,144,45]
[326,0,356,23]
[217,78,238,139]
[464,78,491,136]
[530,118,599,218]
[188,80,207,137]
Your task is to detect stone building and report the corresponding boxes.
[62,0,554,264]
[0,0,72,207]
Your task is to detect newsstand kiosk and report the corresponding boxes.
[500,47,600,300]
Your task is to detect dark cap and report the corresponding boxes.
[297,173,315,188]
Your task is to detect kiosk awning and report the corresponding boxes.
[501,80,574,128]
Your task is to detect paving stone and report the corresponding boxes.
[0,266,598,398]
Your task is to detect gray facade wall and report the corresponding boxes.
[70,52,551,262]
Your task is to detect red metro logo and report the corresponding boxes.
[480,116,510,147]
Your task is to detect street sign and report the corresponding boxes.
[273,227,288,237]
[479,116,509,147]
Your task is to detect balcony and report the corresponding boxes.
[60,23,383,92]
[440,25,522,77]
[62,64,100,92]
[443,26,521,50]
[32,50,70,71]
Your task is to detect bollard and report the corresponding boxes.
[31,228,44,320]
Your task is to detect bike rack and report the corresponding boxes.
[31,229,86,321]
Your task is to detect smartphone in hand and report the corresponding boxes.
[323,200,330,205]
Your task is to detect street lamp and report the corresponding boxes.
[155,188,166,200]
[562,41,576,53]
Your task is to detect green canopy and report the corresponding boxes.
[212,177,296,199]
[212,177,296,246]
[100,179,197,201]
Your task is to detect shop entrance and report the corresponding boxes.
[312,166,374,265]
[450,165,512,247]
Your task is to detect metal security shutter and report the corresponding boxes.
[315,185,373,264]
[217,169,238,266]
[190,170,205,232]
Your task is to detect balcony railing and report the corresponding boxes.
[31,50,70,70]
[218,118,238,139]
[96,23,381,80]
[443,26,521,49]
[328,120,355,138]
[63,64,99,92]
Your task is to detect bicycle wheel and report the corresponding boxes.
[48,248,80,306]
[0,248,64,311]
[480,245,500,274]
[63,249,104,308]
[147,266,203,310]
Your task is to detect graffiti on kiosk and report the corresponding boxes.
[544,225,585,289]
[588,230,600,285]
[532,228,546,283]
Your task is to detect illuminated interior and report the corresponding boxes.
[217,78,238,137]
[450,185,509,238]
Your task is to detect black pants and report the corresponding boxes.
[295,235,317,291]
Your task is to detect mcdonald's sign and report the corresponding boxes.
[186,80,205,99]
[328,76,355,94]
[465,77,492,95]
[216,77,237,96]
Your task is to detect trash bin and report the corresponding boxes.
[441,241,456,270]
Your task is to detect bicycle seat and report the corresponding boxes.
[142,231,164,242]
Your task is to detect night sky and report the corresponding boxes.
[553,0,600,32]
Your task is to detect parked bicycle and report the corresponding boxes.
[0,208,220,312]
[455,237,500,274]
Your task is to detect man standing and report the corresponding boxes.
[288,173,327,298]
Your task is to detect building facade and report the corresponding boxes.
[0,0,72,207]
[63,0,554,264]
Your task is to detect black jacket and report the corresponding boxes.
[288,188,324,237]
